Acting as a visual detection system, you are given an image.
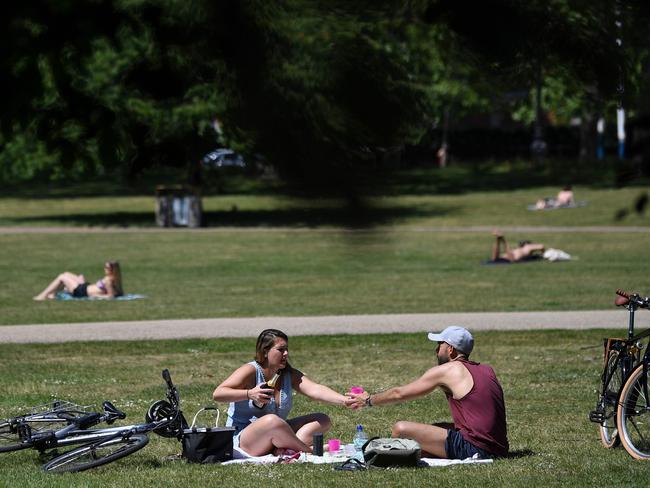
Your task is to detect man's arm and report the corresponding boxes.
[346,363,455,409]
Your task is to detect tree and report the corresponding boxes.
[2,0,649,188]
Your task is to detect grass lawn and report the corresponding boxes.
[1,185,648,228]
[0,330,645,487]
[1,229,648,325]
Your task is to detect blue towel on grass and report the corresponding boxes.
[55,292,146,301]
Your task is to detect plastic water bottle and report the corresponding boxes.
[353,424,368,460]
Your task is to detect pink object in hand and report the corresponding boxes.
[327,438,341,453]
[350,387,364,394]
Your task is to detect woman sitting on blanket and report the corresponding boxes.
[213,328,349,457]
[491,231,544,263]
[33,260,123,300]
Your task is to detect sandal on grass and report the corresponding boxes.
[334,458,367,471]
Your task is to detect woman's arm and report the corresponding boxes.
[292,370,348,406]
[104,279,117,299]
[213,364,273,406]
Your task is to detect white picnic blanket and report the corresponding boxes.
[222,444,493,467]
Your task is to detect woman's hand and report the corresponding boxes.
[344,392,368,410]
[248,382,274,406]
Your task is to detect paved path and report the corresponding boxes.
[1,225,649,234]
[0,310,629,344]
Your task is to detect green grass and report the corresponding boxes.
[1,185,648,228]
[0,330,645,487]
[1,229,648,325]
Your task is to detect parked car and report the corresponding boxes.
[201,148,246,169]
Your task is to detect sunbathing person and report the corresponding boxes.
[491,231,544,263]
[535,185,575,209]
[212,329,349,457]
[33,260,123,300]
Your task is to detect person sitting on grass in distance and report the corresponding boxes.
[33,260,123,300]
[346,326,509,459]
[212,329,350,457]
[491,230,545,263]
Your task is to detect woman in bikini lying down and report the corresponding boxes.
[34,260,123,300]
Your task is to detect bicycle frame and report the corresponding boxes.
[34,419,169,451]
[2,401,96,426]
[591,292,650,425]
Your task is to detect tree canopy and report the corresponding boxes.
[1,0,648,190]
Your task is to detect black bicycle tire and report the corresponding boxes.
[599,350,622,448]
[616,364,650,459]
[0,421,34,453]
[42,433,149,473]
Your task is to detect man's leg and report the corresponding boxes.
[491,235,502,261]
[392,421,449,458]
[491,232,512,261]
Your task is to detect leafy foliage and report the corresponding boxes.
[1,0,649,188]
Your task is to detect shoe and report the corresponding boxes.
[334,457,367,471]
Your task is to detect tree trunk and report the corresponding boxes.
[579,112,598,161]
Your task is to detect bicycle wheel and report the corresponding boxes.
[0,416,75,453]
[599,351,622,448]
[616,364,650,459]
[0,421,33,453]
[42,433,149,473]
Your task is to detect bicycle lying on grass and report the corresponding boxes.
[590,289,650,459]
[0,400,114,453]
[0,369,188,473]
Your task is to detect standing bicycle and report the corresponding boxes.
[1,369,189,473]
[590,289,650,459]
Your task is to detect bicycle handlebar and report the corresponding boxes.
[162,369,172,386]
[615,289,650,308]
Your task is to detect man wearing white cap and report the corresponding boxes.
[346,326,508,459]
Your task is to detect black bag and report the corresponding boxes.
[363,437,421,468]
[181,407,235,464]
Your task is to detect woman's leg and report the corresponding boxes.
[34,272,83,300]
[238,414,311,456]
[287,412,332,446]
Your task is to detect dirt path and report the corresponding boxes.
[0,310,626,344]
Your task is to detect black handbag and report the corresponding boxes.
[181,407,235,463]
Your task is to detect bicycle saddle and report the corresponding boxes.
[102,401,127,421]
[615,295,630,307]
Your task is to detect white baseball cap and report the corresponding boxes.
[427,326,474,355]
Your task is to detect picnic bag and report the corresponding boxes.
[181,407,235,463]
[363,437,421,467]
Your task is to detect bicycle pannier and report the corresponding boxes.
[181,407,235,463]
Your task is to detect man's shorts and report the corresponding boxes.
[445,429,492,459]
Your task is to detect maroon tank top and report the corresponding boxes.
[446,360,509,457]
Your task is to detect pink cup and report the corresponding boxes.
[327,438,341,453]
[350,386,365,394]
